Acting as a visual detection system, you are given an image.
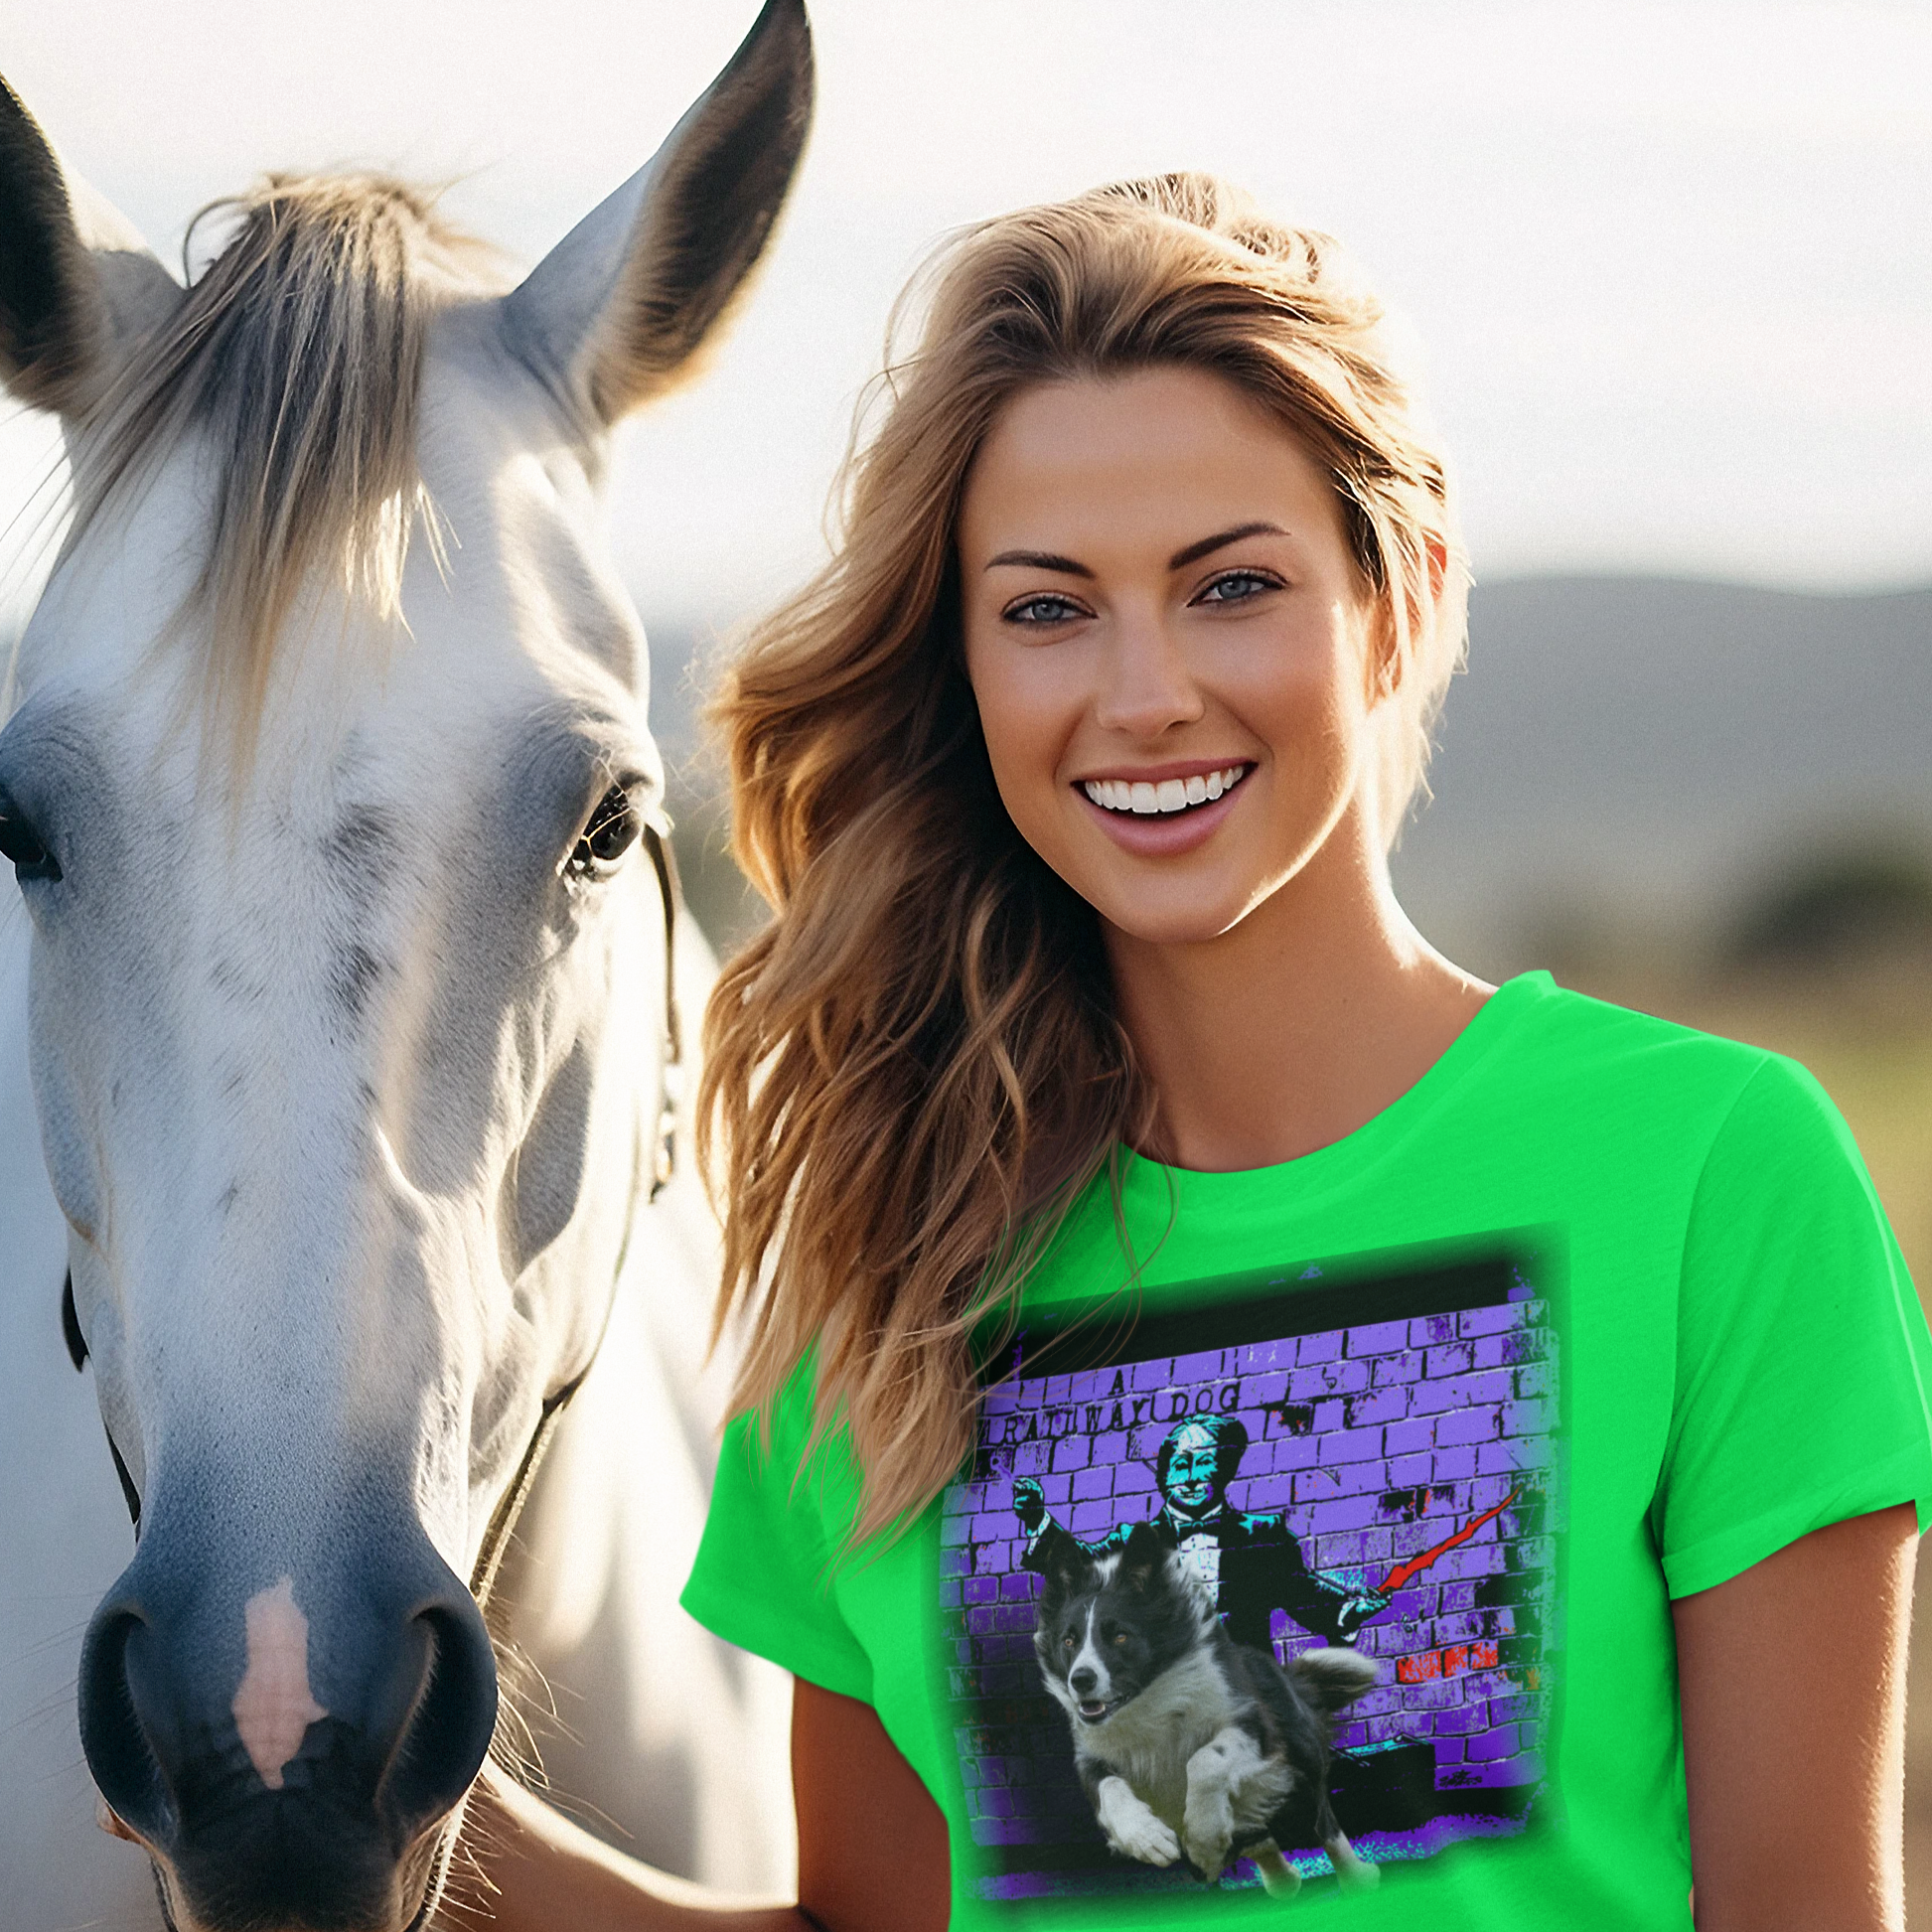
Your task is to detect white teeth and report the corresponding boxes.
[1081,765,1249,816]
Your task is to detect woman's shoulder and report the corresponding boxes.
[1496,969,1787,1091]
[1492,971,1859,1174]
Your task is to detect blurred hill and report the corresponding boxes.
[1391,576,1932,979]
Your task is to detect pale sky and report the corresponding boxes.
[4,0,1928,634]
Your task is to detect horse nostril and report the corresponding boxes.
[373,1597,499,1844]
[77,1541,500,1932]
[78,1607,174,1847]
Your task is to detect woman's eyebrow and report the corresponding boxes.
[1167,520,1287,570]
[983,548,1093,576]
[981,520,1287,577]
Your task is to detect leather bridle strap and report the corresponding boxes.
[469,1368,588,1607]
[641,817,683,1203]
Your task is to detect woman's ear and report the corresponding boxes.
[1425,535,1449,604]
[1364,536,1448,707]
[1363,596,1403,706]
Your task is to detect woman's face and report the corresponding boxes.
[959,366,1386,947]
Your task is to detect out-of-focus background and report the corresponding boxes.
[6,0,1930,1896]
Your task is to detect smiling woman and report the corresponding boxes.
[663,173,1928,1932]
[700,178,1471,1545]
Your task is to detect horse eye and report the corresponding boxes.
[0,790,61,883]
[568,784,642,878]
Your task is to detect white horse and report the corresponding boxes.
[0,3,809,1926]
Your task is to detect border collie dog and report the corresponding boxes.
[1034,1521,1382,1895]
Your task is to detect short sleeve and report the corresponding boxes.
[681,1359,876,1703]
[1654,1054,1932,1598]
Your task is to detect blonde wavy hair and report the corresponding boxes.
[700,173,1469,1544]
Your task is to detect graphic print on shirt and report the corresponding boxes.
[939,1239,1563,1908]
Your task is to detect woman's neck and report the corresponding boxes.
[1104,820,1492,1174]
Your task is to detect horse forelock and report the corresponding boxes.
[64,174,508,756]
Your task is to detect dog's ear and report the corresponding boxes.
[1118,1520,1170,1592]
[1040,1544,1088,1605]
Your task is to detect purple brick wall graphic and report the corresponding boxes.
[938,1247,1562,1903]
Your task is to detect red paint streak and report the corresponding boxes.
[1395,1639,1500,1686]
[1380,1487,1521,1594]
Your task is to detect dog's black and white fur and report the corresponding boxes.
[1033,1520,1381,1895]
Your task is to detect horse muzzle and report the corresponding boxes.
[77,1488,497,1932]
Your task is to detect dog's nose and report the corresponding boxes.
[1070,1667,1097,1696]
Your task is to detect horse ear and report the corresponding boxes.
[498,0,813,430]
[0,75,183,416]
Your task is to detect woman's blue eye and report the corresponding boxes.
[1196,569,1278,604]
[1003,594,1086,625]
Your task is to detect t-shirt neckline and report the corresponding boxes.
[1116,967,1554,1208]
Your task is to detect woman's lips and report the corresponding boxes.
[1072,761,1252,856]
[1079,763,1250,816]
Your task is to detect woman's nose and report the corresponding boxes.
[1092,613,1205,739]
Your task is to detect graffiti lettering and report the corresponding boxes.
[1146,1382,1241,1422]
[978,1382,1244,1449]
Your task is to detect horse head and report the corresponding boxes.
[0,4,811,1926]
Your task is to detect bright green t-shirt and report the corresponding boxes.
[682,972,1932,1927]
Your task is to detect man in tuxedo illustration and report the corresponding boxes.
[1014,1413,1388,1651]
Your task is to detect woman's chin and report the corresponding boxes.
[1092,882,1274,951]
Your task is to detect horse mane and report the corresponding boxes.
[70,174,500,741]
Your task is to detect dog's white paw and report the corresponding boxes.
[1109,1811,1181,1866]
[1187,1835,1233,1885]
[1255,1845,1304,1898]
[1098,1777,1179,1866]
[1182,1802,1234,1885]
[1325,1834,1381,1892]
